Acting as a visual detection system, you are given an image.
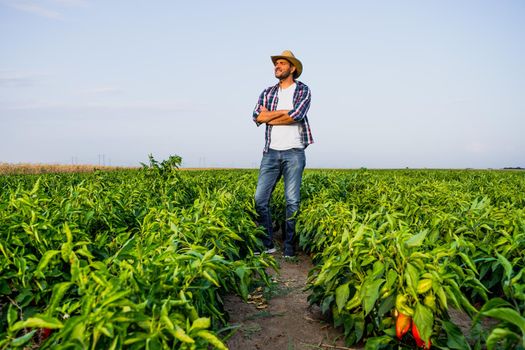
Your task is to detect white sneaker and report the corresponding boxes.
[265,247,277,254]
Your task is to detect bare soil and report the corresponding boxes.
[222,241,484,350]
[224,251,360,350]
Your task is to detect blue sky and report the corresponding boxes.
[1,0,524,168]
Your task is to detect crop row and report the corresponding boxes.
[295,169,525,349]
[2,165,524,349]
[0,163,275,349]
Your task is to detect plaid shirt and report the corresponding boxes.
[252,81,313,153]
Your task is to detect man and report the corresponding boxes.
[252,50,313,258]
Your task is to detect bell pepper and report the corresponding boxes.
[412,322,431,349]
[41,328,53,341]
[396,313,412,340]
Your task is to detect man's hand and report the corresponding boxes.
[256,106,289,123]
[268,114,295,125]
[258,106,295,125]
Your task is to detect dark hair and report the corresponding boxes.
[284,59,298,79]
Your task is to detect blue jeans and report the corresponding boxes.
[254,148,306,256]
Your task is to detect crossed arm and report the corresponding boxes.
[255,106,295,125]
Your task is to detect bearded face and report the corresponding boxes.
[274,59,296,80]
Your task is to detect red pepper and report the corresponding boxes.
[395,313,412,340]
[42,328,53,340]
[412,322,431,349]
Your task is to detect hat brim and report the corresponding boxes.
[271,55,303,78]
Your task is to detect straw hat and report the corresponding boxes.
[271,50,303,78]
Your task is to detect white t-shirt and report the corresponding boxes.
[269,83,303,150]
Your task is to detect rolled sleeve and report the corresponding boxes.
[288,86,311,122]
[252,90,266,126]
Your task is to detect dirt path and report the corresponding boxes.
[224,252,360,350]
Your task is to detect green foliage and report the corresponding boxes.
[140,154,183,180]
[0,159,276,349]
[296,169,525,349]
[2,167,524,349]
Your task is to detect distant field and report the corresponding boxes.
[0,163,251,175]
[3,163,522,176]
[0,163,136,175]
